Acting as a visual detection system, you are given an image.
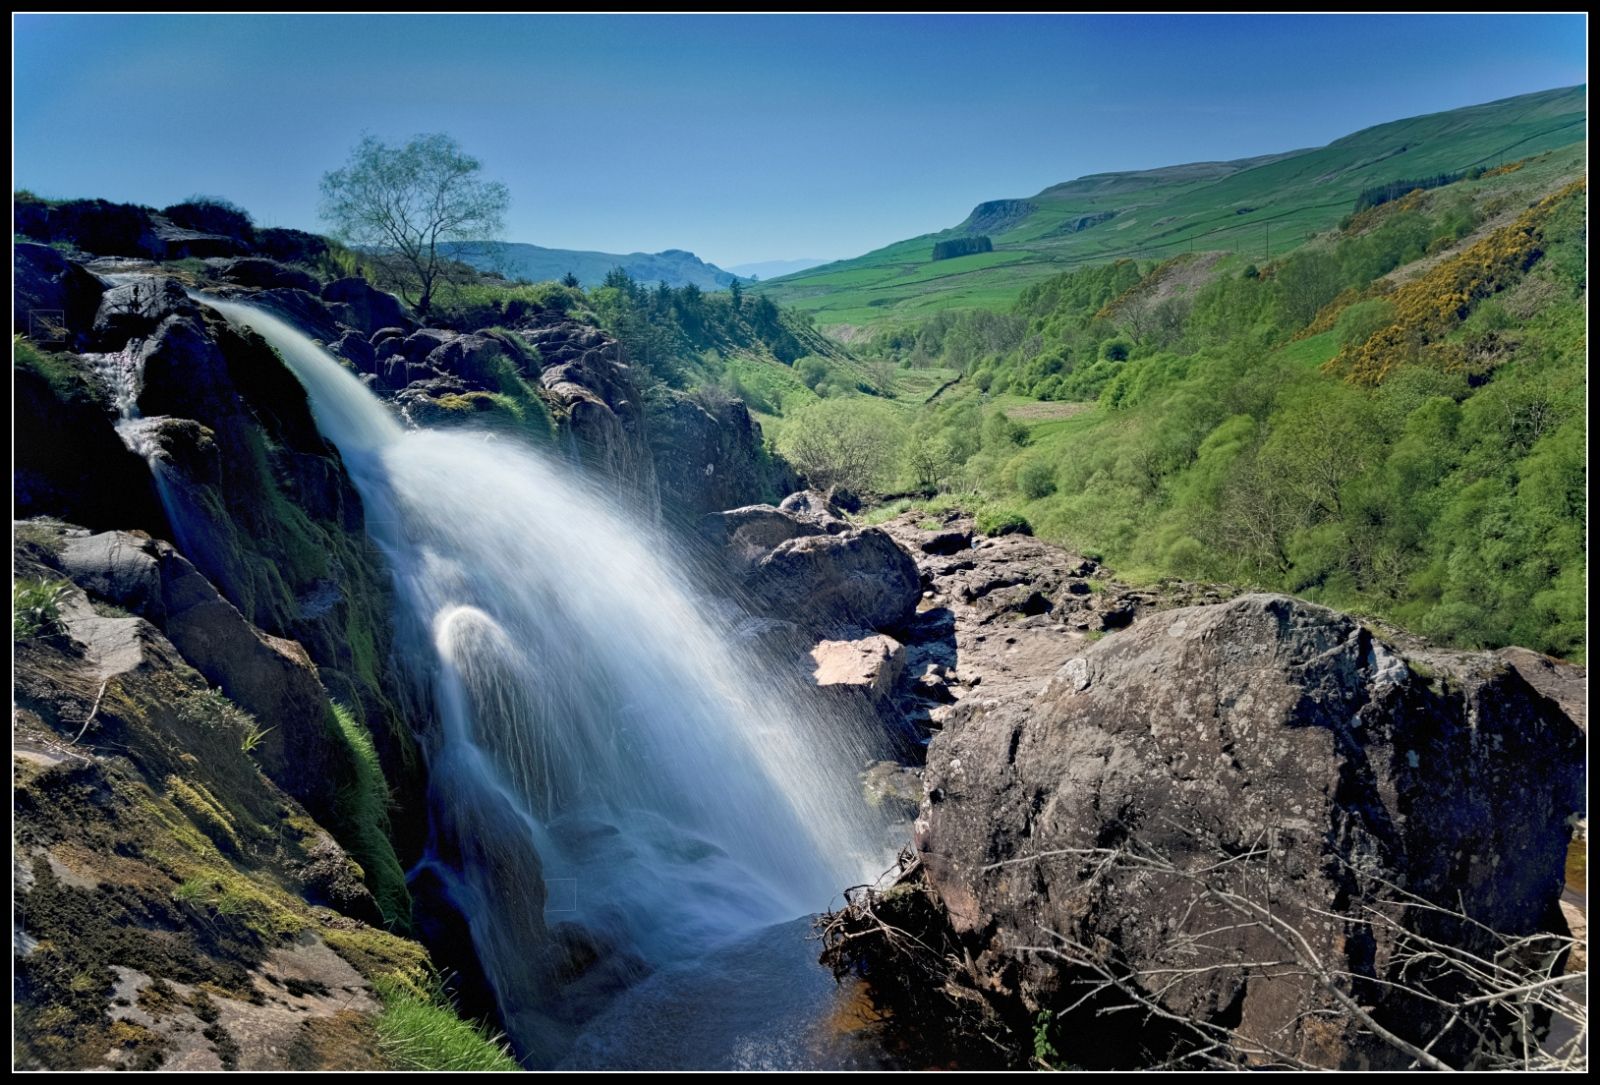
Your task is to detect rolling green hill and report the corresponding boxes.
[758,85,1586,331]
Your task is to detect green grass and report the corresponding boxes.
[757,87,1585,331]
[371,976,521,1072]
[328,703,410,928]
[13,577,72,640]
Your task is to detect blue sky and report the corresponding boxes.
[12,14,1587,267]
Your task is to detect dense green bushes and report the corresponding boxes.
[854,177,1586,659]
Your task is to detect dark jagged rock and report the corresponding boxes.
[1498,646,1587,732]
[91,276,199,348]
[214,257,319,294]
[332,330,376,371]
[320,277,414,335]
[13,352,166,536]
[149,214,245,259]
[919,527,972,556]
[243,287,345,343]
[254,226,329,266]
[14,241,105,348]
[912,593,1585,1069]
[14,195,162,258]
[647,392,773,515]
[396,327,454,364]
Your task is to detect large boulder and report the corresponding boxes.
[700,503,825,565]
[647,391,774,515]
[914,593,1585,1069]
[213,257,319,294]
[91,275,198,348]
[54,528,342,823]
[704,496,922,636]
[14,241,105,348]
[425,333,511,388]
[320,277,414,335]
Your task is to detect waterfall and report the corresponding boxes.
[200,299,891,1061]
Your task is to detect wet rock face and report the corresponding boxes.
[646,392,773,515]
[914,592,1586,1069]
[11,549,404,1070]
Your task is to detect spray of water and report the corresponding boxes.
[200,298,890,1059]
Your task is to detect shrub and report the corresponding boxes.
[793,355,831,390]
[976,507,1033,537]
[778,398,906,493]
[13,578,72,640]
[1017,459,1058,500]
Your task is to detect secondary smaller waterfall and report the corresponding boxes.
[201,298,893,1062]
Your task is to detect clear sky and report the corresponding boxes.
[12,14,1587,268]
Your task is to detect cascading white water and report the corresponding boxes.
[201,299,891,1061]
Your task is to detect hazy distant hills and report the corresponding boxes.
[452,242,742,290]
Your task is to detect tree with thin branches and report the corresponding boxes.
[319,133,509,316]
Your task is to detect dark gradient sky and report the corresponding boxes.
[12,14,1587,266]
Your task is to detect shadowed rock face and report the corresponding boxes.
[914,592,1585,1069]
[53,527,341,825]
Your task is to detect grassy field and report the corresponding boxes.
[756,86,1585,332]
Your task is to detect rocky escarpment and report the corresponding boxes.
[821,512,1587,1070]
[13,223,513,1067]
[13,526,439,1070]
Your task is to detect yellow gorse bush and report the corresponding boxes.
[1323,179,1584,385]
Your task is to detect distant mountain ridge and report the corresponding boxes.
[451,241,742,289]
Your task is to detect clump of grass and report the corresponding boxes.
[14,577,72,640]
[370,975,520,1072]
[328,703,410,928]
[175,687,258,738]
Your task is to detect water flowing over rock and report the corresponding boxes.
[202,298,895,1065]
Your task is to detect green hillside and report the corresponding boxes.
[758,85,1586,331]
